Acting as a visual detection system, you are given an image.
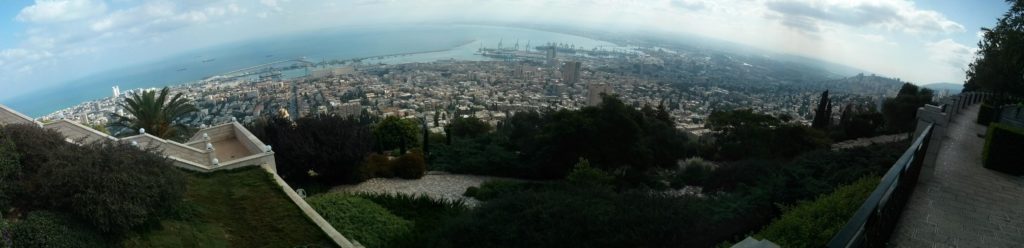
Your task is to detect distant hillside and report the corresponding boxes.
[822,73,904,96]
[922,83,963,94]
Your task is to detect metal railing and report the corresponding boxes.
[827,124,933,248]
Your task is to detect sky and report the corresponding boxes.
[0,0,1012,101]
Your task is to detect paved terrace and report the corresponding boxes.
[890,104,1024,247]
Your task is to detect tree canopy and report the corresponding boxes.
[373,116,420,154]
[433,95,693,180]
[812,90,833,129]
[965,0,1024,98]
[111,87,197,140]
[705,109,829,160]
[882,83,933,133]
[446,116,491,139]
[249,115,376,185]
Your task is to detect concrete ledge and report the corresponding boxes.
[261,164,358,248]
[169,156,214,172]
[218,152,276,171]
[0,104,41,126]
[43,120,118,144]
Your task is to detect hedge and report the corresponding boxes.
[0,132,20,210]
[982,123,1024,175]
[755,176,880,247]
[306,193,413,247]
[10,211,107,248]
[977,103,997,125]
[463,180,531,201]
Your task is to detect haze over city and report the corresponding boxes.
[0,0,1010,102]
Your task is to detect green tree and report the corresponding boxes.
[706,109,780,135]
[882,83,933,133]
[111,87,197,140]
[812,90,832,129]
[248,115,375,185]
[374,116,420,154]
[705,109,828,160]
[447,116,492,139]
[840,104,884,139]
[965,0,1024,98]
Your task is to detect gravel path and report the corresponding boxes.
[330,172,522,207]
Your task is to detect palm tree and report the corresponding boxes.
[111,87,197,140]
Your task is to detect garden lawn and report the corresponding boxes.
[123,167,334,248]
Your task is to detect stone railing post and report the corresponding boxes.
[944,97,958,123]
[206,141,218,167]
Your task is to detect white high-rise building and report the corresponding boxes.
[112,86,121,98]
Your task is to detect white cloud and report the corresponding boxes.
[1,48,53,62]
[261,0,283,11]
[926,39,975,69]
[227,3,245,14]
[16,0,108,23]
[0,0,985,99]
[859,34,897,45]
[764,0,964,35]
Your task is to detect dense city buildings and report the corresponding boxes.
[44,39,900,138]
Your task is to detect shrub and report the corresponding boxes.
[982,123,1024,175]
[354,193,469,248]
[463,186,479,198]
[10,211,107,248]
[756,176,880,247]
[430,136,521,177]
[354,193,468,220]
[978,103,997,125]
[393,150,427,179]
[566,158,614,188]
[0,132,21,209]
[670,157,716,188]
[359,151,427,180]
[0,124,68,175]
[24,141,187,234]
[463,180,530,201]
[436,186,718,248]
[306,194,412,248]
[360,153,394,179]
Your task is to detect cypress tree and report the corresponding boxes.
[812,90,832,129]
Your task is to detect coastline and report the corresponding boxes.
[11,24,619,118]
[336,38,480,65]
[36,39,485,119]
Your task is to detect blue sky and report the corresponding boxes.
[0,0,1013,101]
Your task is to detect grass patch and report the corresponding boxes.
[123,167,334,248]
